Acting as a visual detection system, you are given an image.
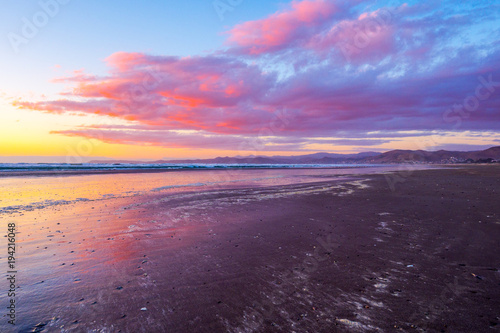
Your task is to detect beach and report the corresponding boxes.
[0,165,499,332]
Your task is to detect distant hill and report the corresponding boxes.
[89,151,381,165]
[362,146,500,164]
[89,147,500,165]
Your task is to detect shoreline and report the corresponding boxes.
[4,162,495,179]
[0,163,452,179]
[0,165,373,178]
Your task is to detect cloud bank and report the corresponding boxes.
[15,0,500,152]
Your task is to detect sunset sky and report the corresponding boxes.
[1,0,499,162]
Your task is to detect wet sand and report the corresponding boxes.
[1,165,499,332]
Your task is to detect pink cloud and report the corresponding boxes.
[105,52,148,71]
[15,54,279,134]
[227,0,339,55]
[308,8,397,63]
[15,46,500,138]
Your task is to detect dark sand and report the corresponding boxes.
[1,165,499,332]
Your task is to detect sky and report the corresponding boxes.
[1,0,500,162]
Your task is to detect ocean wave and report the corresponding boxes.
[0,163,373,172]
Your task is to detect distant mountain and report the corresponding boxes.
[361,146,500,164]
[89,147,500,165]
[90,151,382,165]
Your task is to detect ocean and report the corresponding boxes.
[0,164,401,215]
